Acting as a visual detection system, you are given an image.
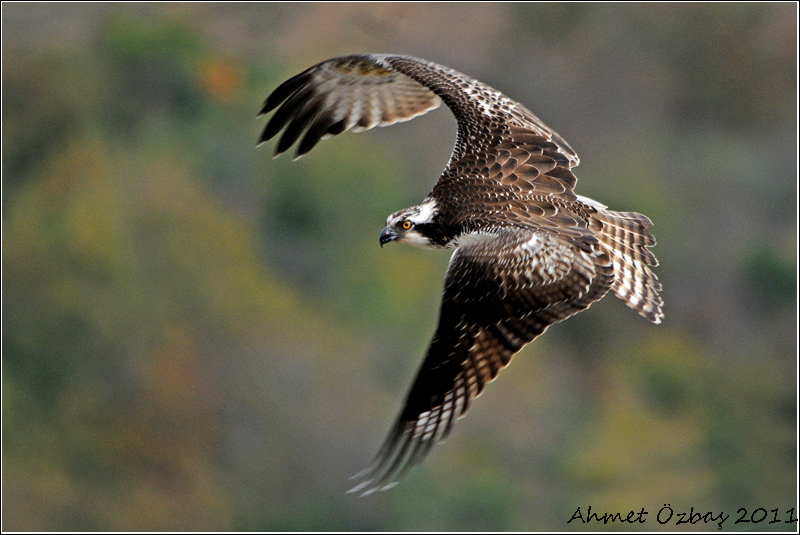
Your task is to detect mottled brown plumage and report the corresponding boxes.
[258,54,663,495]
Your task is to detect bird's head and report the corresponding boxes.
[380,198,440,249]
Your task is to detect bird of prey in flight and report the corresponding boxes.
[258,54,663,496]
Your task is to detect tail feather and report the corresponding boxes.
[593,209,664,324]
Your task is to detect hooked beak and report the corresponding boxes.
[379,227,401,247]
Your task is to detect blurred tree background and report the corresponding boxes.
[2,3,796,531]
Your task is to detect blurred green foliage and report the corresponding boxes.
[2,3,796,531]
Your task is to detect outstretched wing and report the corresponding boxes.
[348,229,614,495]
[258,54,579,174]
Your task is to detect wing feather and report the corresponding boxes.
[259,55,442,158]
[348,230,614,495]
[259,54,579,172]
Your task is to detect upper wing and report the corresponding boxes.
[258,54,579,174]
[348,229,614,495]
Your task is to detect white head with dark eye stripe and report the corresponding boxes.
[380,198,440,249]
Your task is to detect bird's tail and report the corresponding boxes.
[592,209,664,324]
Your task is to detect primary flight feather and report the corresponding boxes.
[258,54,663,495]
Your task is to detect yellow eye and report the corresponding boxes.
[402,220,413,230]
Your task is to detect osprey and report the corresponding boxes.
[258,54,664,495]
